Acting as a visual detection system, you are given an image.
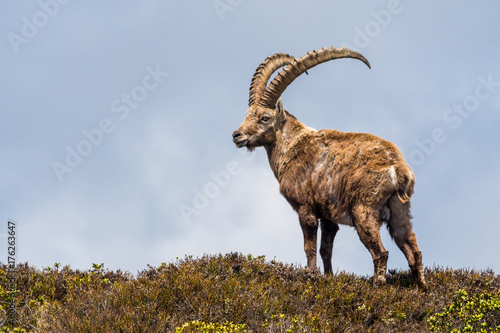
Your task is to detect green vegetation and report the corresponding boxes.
[428,289,500,332]
[0,253,498,332]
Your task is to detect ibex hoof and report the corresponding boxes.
[372,274,387,287]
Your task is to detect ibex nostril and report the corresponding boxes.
[232,131,241,139]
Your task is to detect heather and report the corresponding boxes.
[1,253,498,332]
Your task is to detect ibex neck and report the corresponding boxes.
[265,114,314,180]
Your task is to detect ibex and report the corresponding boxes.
[232,46,426,288]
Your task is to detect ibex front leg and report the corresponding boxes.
[320,219,339,274]
[298,206,319,270]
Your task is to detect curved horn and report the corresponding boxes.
[260,46,371,108]
[248,53,296,106]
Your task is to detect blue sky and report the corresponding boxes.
[1,1,499,276]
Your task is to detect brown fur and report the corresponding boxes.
[232,47,426,288]
[233,103,426,288]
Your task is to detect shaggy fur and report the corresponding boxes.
[232,47,426,288]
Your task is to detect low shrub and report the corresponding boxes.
[0,254,498,332]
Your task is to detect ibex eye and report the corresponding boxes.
[261,116,271,122]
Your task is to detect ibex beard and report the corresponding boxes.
[232,46,426,289]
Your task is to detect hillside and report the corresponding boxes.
[1,253,499,332]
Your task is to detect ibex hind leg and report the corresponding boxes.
[351,204,388,286]
[387,195,427,289]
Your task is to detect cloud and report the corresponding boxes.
[1,1,499,277]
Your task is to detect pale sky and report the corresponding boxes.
[1,1,499,276]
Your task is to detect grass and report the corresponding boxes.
[0,253,499,332]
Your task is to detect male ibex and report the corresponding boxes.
[232,46,426,288]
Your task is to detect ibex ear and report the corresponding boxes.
[275,98,286,127]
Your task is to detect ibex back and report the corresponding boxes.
[232,46,426,288]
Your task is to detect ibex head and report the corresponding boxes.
[232,46,371,151]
